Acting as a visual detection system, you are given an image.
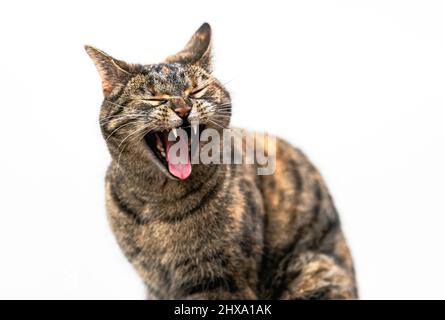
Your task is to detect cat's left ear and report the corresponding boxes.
[165,23,212,72]
[84,45,132,97]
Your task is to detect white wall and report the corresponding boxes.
[0,0,444,299]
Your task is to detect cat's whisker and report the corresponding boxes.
[207,116,237,131]
[221,78,235,86]
[213,115,232,119]
[214,111,232,115]
[215,111,232,115]
[116,124,152,167]
[100,112,144,120]
[137,128,155,146]
[100,118,144,128]
[214,115,232,118]
[199,77,217,88]
[100,114,148,126]
[103,100,128,109]
[206,119,230,131]
[117,124,150,149]
[105,119,148,142]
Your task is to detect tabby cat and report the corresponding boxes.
[85,23,357,299]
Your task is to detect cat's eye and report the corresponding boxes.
[142,99,168,107]
[189,86,208,99]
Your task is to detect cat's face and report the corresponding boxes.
[86,23,231,180]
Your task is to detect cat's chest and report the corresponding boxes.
[133,202,234,254]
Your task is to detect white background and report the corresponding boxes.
[0,0,444,299]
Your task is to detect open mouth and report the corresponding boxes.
[144,123,206,180]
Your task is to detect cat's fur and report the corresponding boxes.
[85,23,357,299]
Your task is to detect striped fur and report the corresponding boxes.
[86,23,357,299]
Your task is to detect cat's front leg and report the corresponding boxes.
[276,251,357,300]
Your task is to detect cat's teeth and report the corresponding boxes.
[156,141,164,152]
[160,150,166,158]
[171,128,178,139]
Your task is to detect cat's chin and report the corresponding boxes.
[142,124,206,181]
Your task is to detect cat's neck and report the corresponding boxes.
[108,161,225,201]
[107,161,229,222]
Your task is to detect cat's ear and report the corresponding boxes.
[165,23,212,71]
[84,45,132,97]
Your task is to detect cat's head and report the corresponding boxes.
[85,23,231,181]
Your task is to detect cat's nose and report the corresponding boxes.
[174,107,191,119]
[171,98,191,119]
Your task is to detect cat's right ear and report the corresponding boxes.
[84,45,132,97]
[165,23,212,72]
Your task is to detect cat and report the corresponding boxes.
[85,23,357,299]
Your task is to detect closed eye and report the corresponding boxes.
[141,99,168,107]
[189,86,208,99]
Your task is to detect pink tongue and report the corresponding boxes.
[165,136,191,180]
